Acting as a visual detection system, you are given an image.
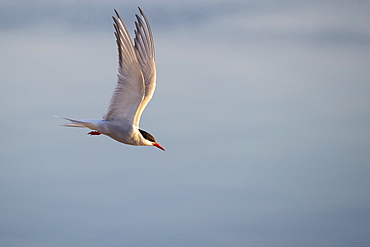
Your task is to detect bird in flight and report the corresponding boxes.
[56,8,165,151]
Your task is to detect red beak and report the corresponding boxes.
[153,143,165,151]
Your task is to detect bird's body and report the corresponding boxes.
[56,8,164,151]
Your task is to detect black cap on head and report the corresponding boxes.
[139,129,156,142]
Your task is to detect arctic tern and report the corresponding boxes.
[56,8,164,151]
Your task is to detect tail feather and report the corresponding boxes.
[54,116,96,129]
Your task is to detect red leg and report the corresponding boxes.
[88,131,101,135]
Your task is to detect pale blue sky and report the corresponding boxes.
[1,1,370,246]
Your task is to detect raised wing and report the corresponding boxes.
[104,10,145,125]
[133,7,156,126]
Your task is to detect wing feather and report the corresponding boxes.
[104,10,145,126]
[133,7,156,126]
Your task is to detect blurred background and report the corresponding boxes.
[1,0,370,246]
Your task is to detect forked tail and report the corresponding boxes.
[54,116,97,129]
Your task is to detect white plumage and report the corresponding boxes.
[56,8,164,151]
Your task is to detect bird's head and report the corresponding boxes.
[139,129,165,151]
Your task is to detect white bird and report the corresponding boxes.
[56,8,165,151]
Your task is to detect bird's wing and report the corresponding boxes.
[132,7,156,126]
[104,10,145,126]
